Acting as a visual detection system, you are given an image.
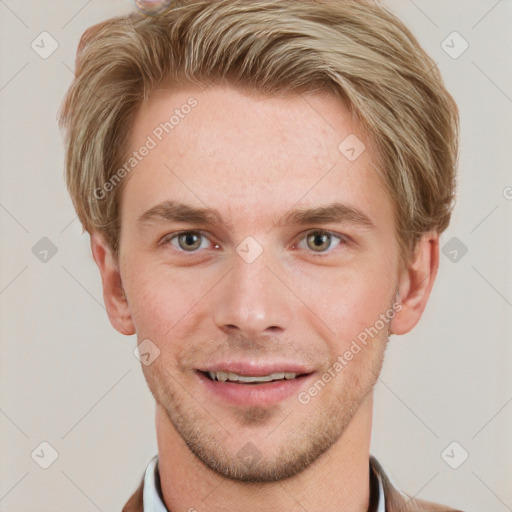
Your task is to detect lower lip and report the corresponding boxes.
[196,371,314,407]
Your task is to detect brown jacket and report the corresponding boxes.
[122,455,463,512]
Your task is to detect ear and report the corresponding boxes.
[389,232,439,335]
[90,232,135,336]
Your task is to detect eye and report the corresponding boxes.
[295,230,348,254]
[161,231,218,252]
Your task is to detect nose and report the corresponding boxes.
[213,250,293,338]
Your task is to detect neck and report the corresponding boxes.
[155,392,374,512]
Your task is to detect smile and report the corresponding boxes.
[206,371,299,383]
[196,369,314,407]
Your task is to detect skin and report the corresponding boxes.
[92,84,439,512]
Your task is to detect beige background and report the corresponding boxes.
[1,0,511,510]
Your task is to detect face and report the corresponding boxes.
[116,84,402,482]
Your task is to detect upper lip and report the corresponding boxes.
[197,361,314,376]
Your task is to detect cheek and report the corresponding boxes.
[297,257,395,346]
[123,262,203,340]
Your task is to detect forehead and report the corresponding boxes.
[121,84,393,233]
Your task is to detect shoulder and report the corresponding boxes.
[122,473,144,512]
[370,455,465,512]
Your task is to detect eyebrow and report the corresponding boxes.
[138,200,226,227]
[278,202,375,229]
[137,200,376,231]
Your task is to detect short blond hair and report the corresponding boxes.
[59,0,459,265]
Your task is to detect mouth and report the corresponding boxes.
[195,367,315,407]
[200,370,308,384]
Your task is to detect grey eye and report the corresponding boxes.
[175,232,204,251]
[306,232,332,252]
[298,230,345,253]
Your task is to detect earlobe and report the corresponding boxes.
[389,233,439,336]
[90,232,136,336]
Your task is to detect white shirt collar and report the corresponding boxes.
[376,468,386,512]
[143,455,386,512]
[143,455,168,512]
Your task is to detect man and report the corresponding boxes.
[59,0,463,510]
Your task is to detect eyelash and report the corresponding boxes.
[160,229,349,256]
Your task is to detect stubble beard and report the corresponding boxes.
[144,336,388,483]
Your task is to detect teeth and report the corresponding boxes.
[208,371,228,382]
[207,371,297,383]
